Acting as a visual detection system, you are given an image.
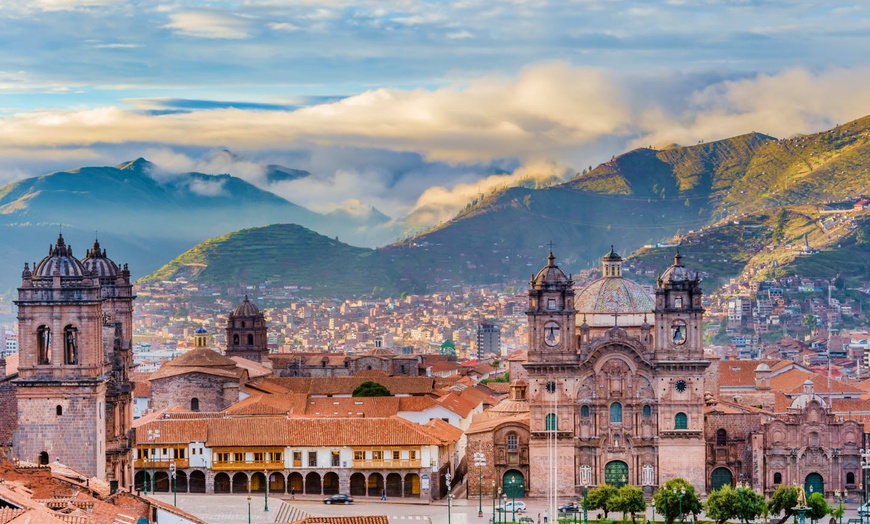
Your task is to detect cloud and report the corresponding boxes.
[186,177,228,196]
[145,148,267,184]
[164,11,253,39]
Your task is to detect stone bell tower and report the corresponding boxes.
[652,250,709,492]
[225,295,269,362]
[13,235,108,479]
[526,251,576,364]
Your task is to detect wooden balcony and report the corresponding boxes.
[212,460,285,471]
[353,459,421,469]
[134,459,189,470]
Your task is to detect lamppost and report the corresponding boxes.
[264,469,270,511]
[169,462,177,506]
[582,476,589,524]
[835,490,846,524]
[674,486,686,524]
[492,481,498,524]
[862,449,870,524]
[508,476,523,523]
[651,499,656,524]
[147,428,160,495]
[446,472,454,524]
[502,493,507,524]
[574,499,579,524]
[475,451,487,518]
[247,495,252,524]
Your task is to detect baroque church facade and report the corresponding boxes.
[11,236,135,489]
[524,249,708,495]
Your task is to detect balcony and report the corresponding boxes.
[353,459,421,469]
[212,460,285,471]
[134,459,189,470]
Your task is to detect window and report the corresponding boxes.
[216,452,230,463]
[191,398,199,412]
[547,298,556,310]
[642,405,651,418]
[39,452,49,465]
[507,433,518,450]
[847,472,856,485]
[233,334,239,344]
[241,321,246,328]
[332,451,341,467]
[392,450,400,460]
[63,325,77,365]
[716,429,727,446]
[675,412,688,430]
[234,452,244,462]
[293,451,302,467]
[545,413,557,431]
[248,334,254,345]
[308,451,317,467]
[274,452,282,462]
[774,472,782,484]
[581,405,590,417]
[372,450,383,461]
[610,403,623,423]
[56,405,62,416]
[37,326,51,364]
[254,452,265,462]
[176,448,186,459]
[410,450,417,460]
[354,451,364,461]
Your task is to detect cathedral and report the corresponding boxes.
[10,235,135,489]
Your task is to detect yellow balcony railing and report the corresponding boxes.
[212,460,285,471]
[134,459,189,470]
[353,459,421,469]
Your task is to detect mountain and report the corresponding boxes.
[141,224,399,296]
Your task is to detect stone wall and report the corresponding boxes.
[150,372,236,412]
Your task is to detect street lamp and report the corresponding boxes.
[674,487,686,524]
[247,495,252,524]
[447,472,454,524]
[862,449,870,524]
[169,462,177,506]
[492,481,498,524]
[264,470,270,511]
[582,476,589,524]
[475,451,487,518]
[146,428,160,495]
[662,487,668,524]
[651,499,656,524]
[835,490,846,524]
[508,476,522,523]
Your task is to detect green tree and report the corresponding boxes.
[803,314,818,333]
[768,485,800,524]
[734,485,768,524]
[705,485,737,524]
[830,501,845,524]
[806,492,830,524]
[351,381,392,397]
[653,478,702,524]
[612,485,646,523]
[588,484,619,519]
[773,208,788,242]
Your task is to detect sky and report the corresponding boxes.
[2,0,870,224]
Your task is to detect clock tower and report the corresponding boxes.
[653,251,709,491]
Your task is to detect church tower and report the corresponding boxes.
[526,252,576,364]
[13,235,108,479]
[225,296,268,362]
[653,251,709,491]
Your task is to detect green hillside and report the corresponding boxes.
[141,224,400,296]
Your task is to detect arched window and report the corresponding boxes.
[716,428,727,446]
[247,334,254,345]
[847,472,856,485]
[545,413,557,431]
[507,433,518,450]
[774,472,782,484]
[233,334,239,345]
[39,452,49,465]
[37,325,51,364]
[675,412,688,430]
[191,398,200,412]
[581,405,590,417]
[642,405,651,417]
[610,403,623,423]
[56,405,63,416]
[241,321,246,328]
[63,325,77,365]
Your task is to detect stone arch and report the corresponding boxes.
[63,324,78,365]
[251,472,267,493]
[134,470,148,491]
[288,472,303,494]
[232,472,249,493]
[502,470,524,498]
[189,471,206,493]
[350,472,366,496]
[367,472,384,497]
[404,473,420,497]
[37,325,51,365]
[214,472,231,493]
[174,471,188,492]
[248,334,254,345]
[269,472,286,493]
[710,467,733,490]
[386,473,402,497]
[191,398,199,412]
[604,460,628,487]
[805,473,824,496]
[323,472,339,495]
[305,472,322,494]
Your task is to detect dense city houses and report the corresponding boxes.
[1,235,870,510]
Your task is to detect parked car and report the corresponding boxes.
[324,494,353,505]
[558,503,580,513]
[496,501,527,513]
[859,502,870,517]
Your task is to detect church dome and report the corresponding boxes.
[531,252,571,289]
[575,247,653,323]
[232,295,260,316]
[659,250,696,285]
[34,234,87,277]
[81,239,119,278]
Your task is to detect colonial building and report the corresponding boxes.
[11,235,135,489]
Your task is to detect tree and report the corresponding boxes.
[653,478,702,524]
[734,485,768,524]
[769,485,800,524]
[611,485,646,524]
[351,381,392,397]
[588,484,619,519]
[705,485,737,524]
[806,492,830,524]
[803,314,818,333]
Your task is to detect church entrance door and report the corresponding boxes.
[605,461,628,487]
[503,470,525,498]
[804,473,824,497]
[710,468,732,491]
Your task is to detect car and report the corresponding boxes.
[496,501,527,513]
[324,494,353,505]
[558,503,580,514]
[859,502,870,517]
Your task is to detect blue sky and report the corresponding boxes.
[2,0,870,222]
